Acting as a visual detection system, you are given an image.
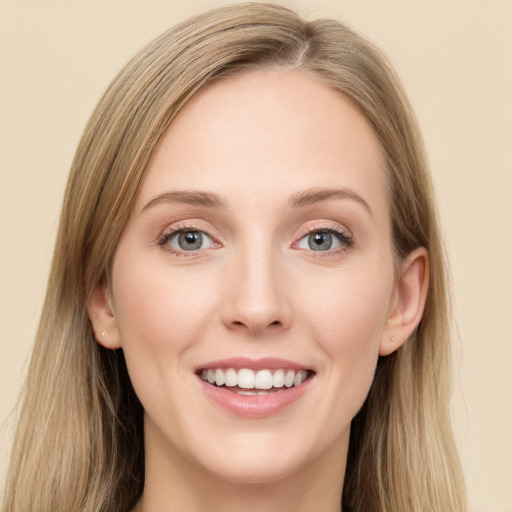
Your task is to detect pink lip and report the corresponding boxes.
[198,379,313,418]
[195,357,315,418]
[195,357,311,372]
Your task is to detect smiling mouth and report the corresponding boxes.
[198,368,314,395]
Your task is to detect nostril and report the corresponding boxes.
[229,319,282,331]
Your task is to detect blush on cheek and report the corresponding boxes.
[113,261,226,384]
[313,288,389,353]
[300,270,390,413]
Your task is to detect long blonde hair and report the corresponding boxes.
[3,4,466,511]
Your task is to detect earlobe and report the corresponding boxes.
[379,247,429,356]
[87,279,122,349]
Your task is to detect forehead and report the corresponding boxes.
[135,69,388,216]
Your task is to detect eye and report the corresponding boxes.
[296,229,352,252]
[160,229,216,252]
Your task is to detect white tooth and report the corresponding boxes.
[215,369,225,386]
[237,389,258,396]
[293,371,306,386]
[257,389,272,395]
[207,369,216,384]
[237,368,255,389]
[284,370,295,388]
[272,369,285,388]
[255,369,273,389]
[201,370,208,381]
[293,370,307,386]
[225,368,237,387]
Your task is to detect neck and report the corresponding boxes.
[134,418,348,512]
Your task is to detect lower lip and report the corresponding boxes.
[198,377,314,418]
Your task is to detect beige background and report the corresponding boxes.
[1,1,511,510]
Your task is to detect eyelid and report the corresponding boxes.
[293,221,354,253]
[157,220,222,254]
[156,219,353,257]
[295,220,353,240]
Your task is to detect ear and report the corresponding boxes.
[87,279,122,349]
[379,247,429,356]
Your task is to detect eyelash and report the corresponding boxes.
[294,224,354,256]
[157,223,354,257]
[157,222,218,257]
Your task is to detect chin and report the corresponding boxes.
[187,424,347,487]
[196,450,308,486]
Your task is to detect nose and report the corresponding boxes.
[221,245,292,336]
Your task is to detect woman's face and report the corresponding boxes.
[98,69,405,484]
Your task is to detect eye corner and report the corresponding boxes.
[157,222,221,257]
[293,224,354,255]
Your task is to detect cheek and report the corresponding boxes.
[296,259,394,408]
[112,256,217,349]
[299,260,392,345]
[110,255,225,438]
[109,254,222,409]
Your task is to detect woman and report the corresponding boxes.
[2,3,466,511]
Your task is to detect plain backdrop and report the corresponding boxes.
[1,1,511,511]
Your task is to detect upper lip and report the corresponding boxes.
[195,357,313,372]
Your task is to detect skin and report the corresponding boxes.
[89,69,428,512]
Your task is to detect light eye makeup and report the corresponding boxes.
[157,221,221,257]
[157,219,354,259]
[293,224,354,256]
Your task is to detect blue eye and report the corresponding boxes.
[162,230,215,251]
[296,230,351,252]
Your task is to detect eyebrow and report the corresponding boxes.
[141,190,225,213]
[288,187,373,216]
[141,187,372,216]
